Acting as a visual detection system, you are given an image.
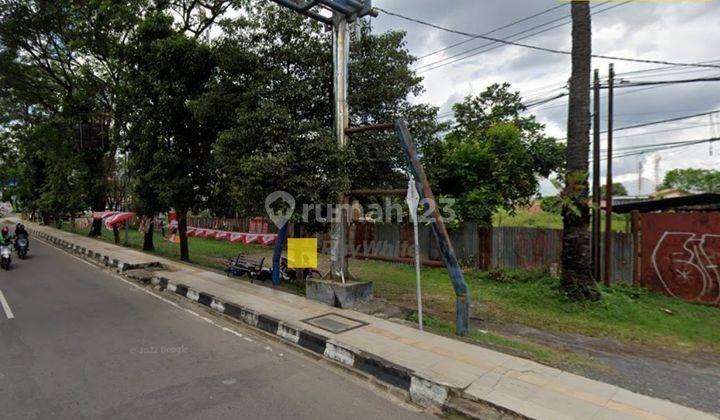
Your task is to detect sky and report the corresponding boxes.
[369,0,720,196]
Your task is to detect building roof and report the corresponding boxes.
[612,193,720,214]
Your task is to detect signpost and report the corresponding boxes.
[406,176,423,331]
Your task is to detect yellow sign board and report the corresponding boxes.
[287,238,318,269]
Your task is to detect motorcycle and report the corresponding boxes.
[0,244,11,270]
[15,236,28,260]
[255,257,321,284]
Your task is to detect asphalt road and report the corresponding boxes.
[0,234,427,419]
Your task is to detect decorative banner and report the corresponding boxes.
[160,226,278,247]
[104,212,136,229]
[260,234,277,247]
[93,211,118,220]
[229,232,246,243]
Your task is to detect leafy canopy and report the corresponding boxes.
[426,83,564,225]
[658,168,720,193]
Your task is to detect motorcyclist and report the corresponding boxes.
[0,226,11,246]
[14,223,29,248]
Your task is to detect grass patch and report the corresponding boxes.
[348,258,720,352]
[493,209,628,232]
[407,312,604,370]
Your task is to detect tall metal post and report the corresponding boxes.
[329,12,351,282]
[604,63,614,287]
[124,150,130,246]
[591,69,601,283]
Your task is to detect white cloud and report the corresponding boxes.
[372,0,720,187]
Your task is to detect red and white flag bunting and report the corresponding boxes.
[162,226,277,247]
[104,212,136,229]
[93,211,118,220]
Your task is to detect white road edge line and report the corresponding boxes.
[0,289,15,319]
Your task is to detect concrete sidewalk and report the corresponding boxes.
[23,221,717,420]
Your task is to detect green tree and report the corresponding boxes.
[658,168,720,193]
[123,13,218,260]
[0,0,143,232]
[208,3,445,218]
[561,1,600,300]
[540,195,562,214]
[426,83,564,225]
[600,182,628,199]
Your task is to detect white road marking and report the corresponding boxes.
[0,290,14,319]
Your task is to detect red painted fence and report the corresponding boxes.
[638,212,720,305]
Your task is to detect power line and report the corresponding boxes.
[376,7,720,70]
[526,92,568,108]
[616,76,720,88]
[592,136,720,161]
[416,3,568,60]
[558,109,720,142]
[525,74,720,110]
[531,78,719,113]
[610,109,720,133]
[415,2,626,73]
[614,122,715,138]
[615,60,720,77]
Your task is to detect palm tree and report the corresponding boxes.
[561,1,601,300]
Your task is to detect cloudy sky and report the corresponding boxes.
[369,0,720,195]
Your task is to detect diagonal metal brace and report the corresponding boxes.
[395,118,471,336]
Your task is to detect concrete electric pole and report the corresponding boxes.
[330,11,351,282]
[267,1,377,283]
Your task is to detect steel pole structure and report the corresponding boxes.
[592,69,601,283]
[328,12,351,282]
[124,150,130,246]
[395,119,470,336]
[604,63,615,288]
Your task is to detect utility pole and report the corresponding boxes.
[330,11,351,282]
[124,150,130,246]
[604,63,614,288]
[267,0,377,283]
[592,69,601,283]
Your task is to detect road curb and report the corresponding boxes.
[28,226,506,419]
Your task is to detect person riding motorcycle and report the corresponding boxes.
[0,226,11,246]
[14,223,29,248]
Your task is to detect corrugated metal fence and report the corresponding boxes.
[349,223,633,284]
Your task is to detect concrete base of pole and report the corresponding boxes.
[306,278,373,308]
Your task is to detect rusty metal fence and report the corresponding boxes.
[349,223,634,284]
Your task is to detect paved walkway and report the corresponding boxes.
[22,220,717,420]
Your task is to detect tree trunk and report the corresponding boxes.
[143,218,155,251]
[90,218,102,237]
[113,225,120,244]
[561,1,601,300]
[178,210,189,261]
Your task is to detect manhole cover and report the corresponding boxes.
[303,313,368,334]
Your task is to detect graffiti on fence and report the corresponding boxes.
[651,232,720,304]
